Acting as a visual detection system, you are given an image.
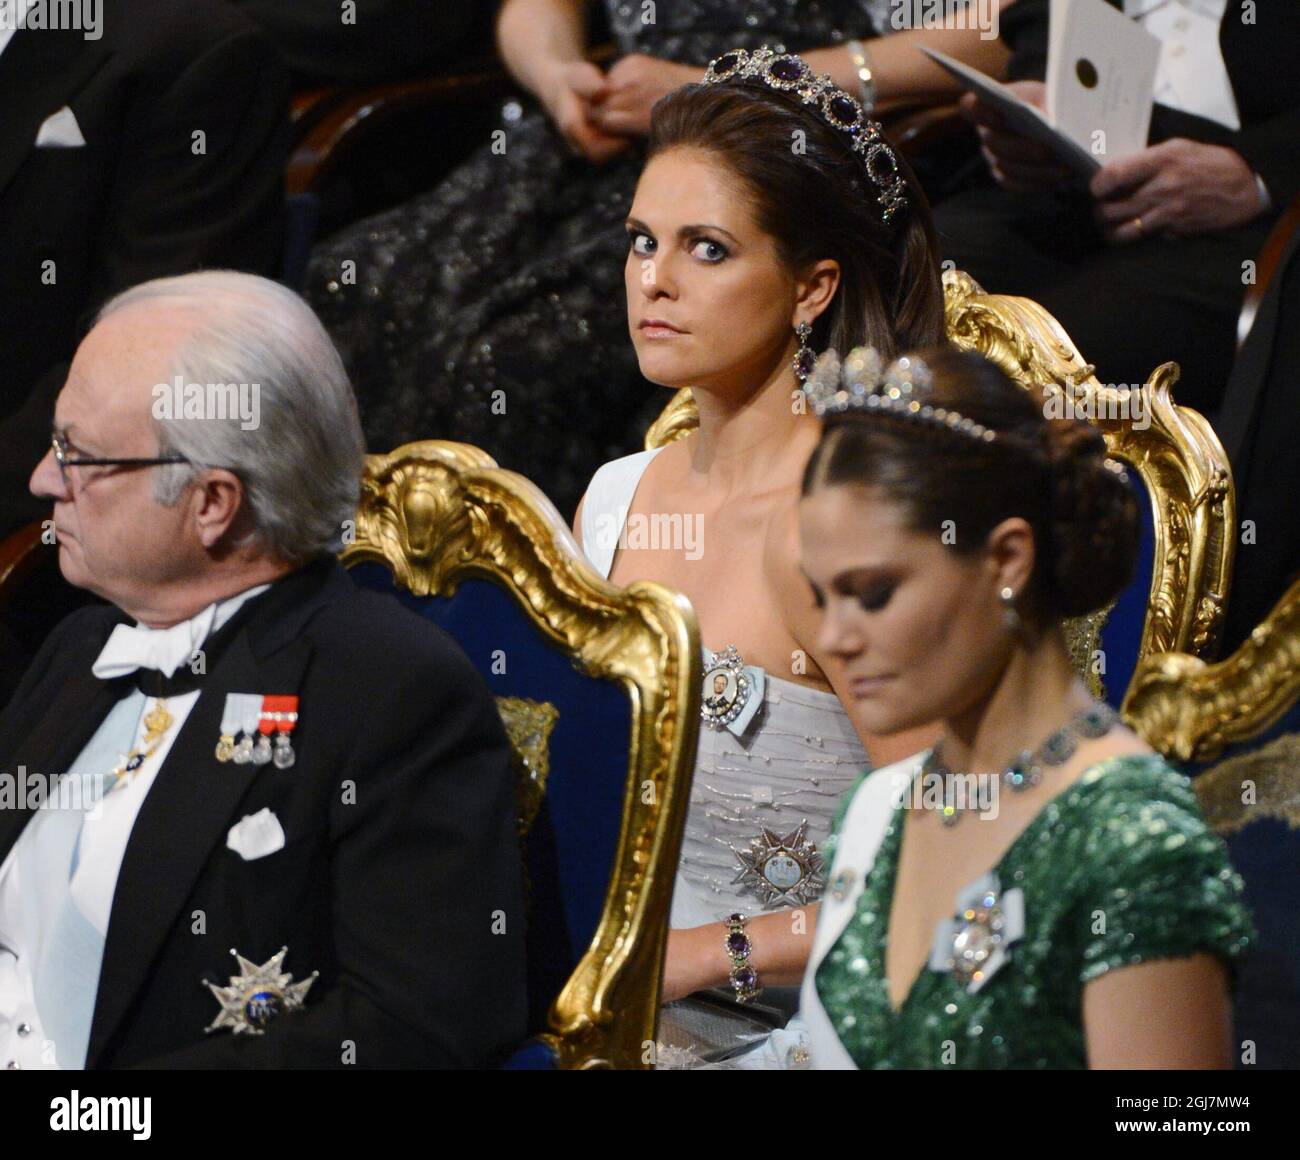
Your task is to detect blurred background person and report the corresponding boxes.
[0,0,290,700]
[231,0,492,86]
[1216,224,1300,649]
[931,0,1300,417]
[0,0,289,538]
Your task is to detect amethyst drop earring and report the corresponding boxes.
[793,321,815,383]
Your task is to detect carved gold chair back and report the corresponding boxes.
[339,440,701,1069]
[1125,574,1300,766]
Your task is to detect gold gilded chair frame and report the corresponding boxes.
[339,440,701,1069]
[646,269,1236,678]
[1125,575,1300,763]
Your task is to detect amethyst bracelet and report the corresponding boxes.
[724,912,762,1003]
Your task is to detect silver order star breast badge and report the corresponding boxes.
[204,946,319,1035]
[732,820,824,907]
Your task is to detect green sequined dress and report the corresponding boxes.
[814,755,1254,1068]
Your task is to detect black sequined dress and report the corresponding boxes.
[305,1,887,518]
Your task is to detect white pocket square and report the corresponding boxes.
[35,106,86,148]
[226,808,286,861]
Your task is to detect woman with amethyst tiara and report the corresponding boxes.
[573,45,946,1066]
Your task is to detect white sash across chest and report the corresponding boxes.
[800,753,925,1070]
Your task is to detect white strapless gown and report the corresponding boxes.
[580,448,869,923]
[579,448,869,1065]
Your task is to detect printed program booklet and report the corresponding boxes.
[921,0,1160,180]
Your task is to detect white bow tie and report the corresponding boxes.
[92,605,220,682]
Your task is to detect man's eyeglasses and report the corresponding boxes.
[51,432,189,487]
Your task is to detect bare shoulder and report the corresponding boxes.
[574,437,688,531]
[642,434,692,491]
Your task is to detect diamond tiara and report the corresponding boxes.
[701,46,909,226]
[801,347,997,441]
[802,346,1135,482]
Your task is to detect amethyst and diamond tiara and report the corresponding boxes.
[701,46,908,226]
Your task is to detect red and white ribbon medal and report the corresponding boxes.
[260,695,300,769]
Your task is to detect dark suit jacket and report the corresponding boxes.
[0,558,528,1068]
[230,0,494,85]
[1001,0,1300,207]
[0,0,289,533]
[1216,226,1300,648]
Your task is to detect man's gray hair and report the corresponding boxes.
[98,271,366,563]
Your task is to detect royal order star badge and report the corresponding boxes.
[928,873,1026,993]
[204,946,318,1035]
[732,820,823,907]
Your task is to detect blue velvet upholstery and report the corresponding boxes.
[1098,471,1156,708]
[348,562,632,1042]
[499,1038,560,1070]
[281,192,321,291]
[1183,702,1300,1070]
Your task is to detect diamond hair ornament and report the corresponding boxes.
[800,346,998,444]
[804,349,1137,491]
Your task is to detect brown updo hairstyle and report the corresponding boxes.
[647,78,945,358]
[801,347,1140,622]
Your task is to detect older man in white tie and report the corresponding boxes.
[0,271,527,1069]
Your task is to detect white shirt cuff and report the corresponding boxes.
[1255,173,1272,213]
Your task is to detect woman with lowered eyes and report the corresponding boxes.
[752,344,1249,1069]
[570,47,945,1067]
